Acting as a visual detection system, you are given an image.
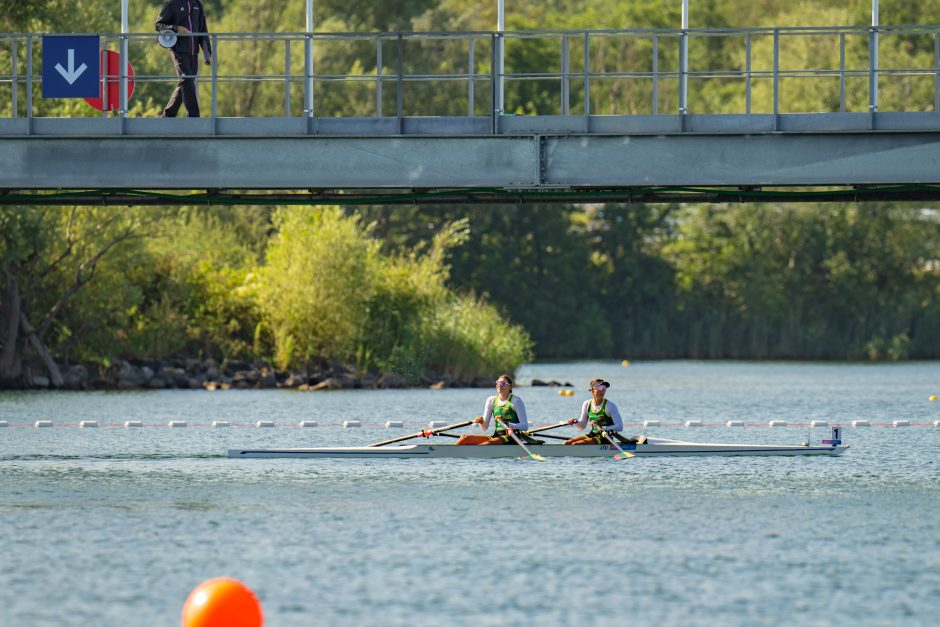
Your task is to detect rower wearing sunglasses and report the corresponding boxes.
[565,378,643,445]
[456,375,541,445]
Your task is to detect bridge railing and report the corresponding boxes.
[2,26,940,122]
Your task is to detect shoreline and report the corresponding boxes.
[6,359,572,392]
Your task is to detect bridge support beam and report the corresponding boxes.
[3,131,940,192]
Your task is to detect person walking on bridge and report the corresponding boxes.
[156,0,212,117]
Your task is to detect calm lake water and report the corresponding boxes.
[1,361,939,626]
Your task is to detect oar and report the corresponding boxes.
[496,417,545,461]
[367,419,475,447]
[533,433,568,441]
[524,420,574,436]
[595,422,635,460]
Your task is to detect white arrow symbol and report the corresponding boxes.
[54,49,88,85]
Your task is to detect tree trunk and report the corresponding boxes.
[20,312,64,388]
[0,273,23,385]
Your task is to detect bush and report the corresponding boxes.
[256,208,379,369]
[419,295,534,382]
[256,209,533,378]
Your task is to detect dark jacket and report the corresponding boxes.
[155,0,212,58]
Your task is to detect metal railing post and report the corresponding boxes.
[284,38,291,116]
[490,33,498,133]
[869,28,878,113]
[211,33,218,122]
[468,38,475,116]
[119,38,127,120]
[304,34,313,126]
[561,35,569,115]
[101,38,109,116]
[840,33,846,112]
[680,0,689,126]
[583,32,590,130]
[12,39,18,118]
[652,36,658,115]
[26,35,32,133]
[497,0,505,114]
[120,0,128,123]
[376,37,383,116]
[934,31,939,112]
[396,33,404,130]
[679,32,688,114]
[679,0,689,117]
[495,32,504,114]
[773,28,779,128]
[745,33,751,114]
[304,1,314,129]
[871,0,879,113]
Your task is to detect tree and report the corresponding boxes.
[0,207,158,387]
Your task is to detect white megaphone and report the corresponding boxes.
[157,30,177,49]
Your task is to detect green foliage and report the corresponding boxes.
[418,293,534,381]
[255,208,378,367]
[107,208,267,362]
[659,204,940,359]
[254,208,531,376]
[5,1,940,370]
[0,206,269,368]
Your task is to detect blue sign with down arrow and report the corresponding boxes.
[42,35,100,98]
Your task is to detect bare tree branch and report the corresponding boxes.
[36,214,160,340]
[37,207,78,282]
[21,311,64,387]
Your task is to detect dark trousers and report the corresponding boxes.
[163,53,200,117]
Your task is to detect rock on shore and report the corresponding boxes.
[21,359,501,391]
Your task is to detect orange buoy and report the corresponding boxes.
[181,577,263,627]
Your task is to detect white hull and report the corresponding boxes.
[228,437,848,459]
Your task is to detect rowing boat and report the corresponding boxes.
[227,436,849,459]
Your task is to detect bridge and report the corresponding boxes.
[4,25,940,204]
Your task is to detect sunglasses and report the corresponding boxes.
[592,384,607,392]
[496,380,510,388]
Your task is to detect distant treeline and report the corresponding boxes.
[3,202,937,391]
[3,1,940,388]
[359,203,940,361]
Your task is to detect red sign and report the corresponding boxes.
[84,50,135,112]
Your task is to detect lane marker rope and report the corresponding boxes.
[0,421,937,429]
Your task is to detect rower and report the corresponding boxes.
[455,375,541,446]
[564,377,646,446]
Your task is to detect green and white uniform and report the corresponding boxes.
[574,398,623,443]
[481,394,528,441]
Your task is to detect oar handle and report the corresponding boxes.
[367,419,476,447]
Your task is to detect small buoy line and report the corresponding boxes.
[1,420,939,429]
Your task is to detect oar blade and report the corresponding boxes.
[529,453,546,461]
[613,451,635,460]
